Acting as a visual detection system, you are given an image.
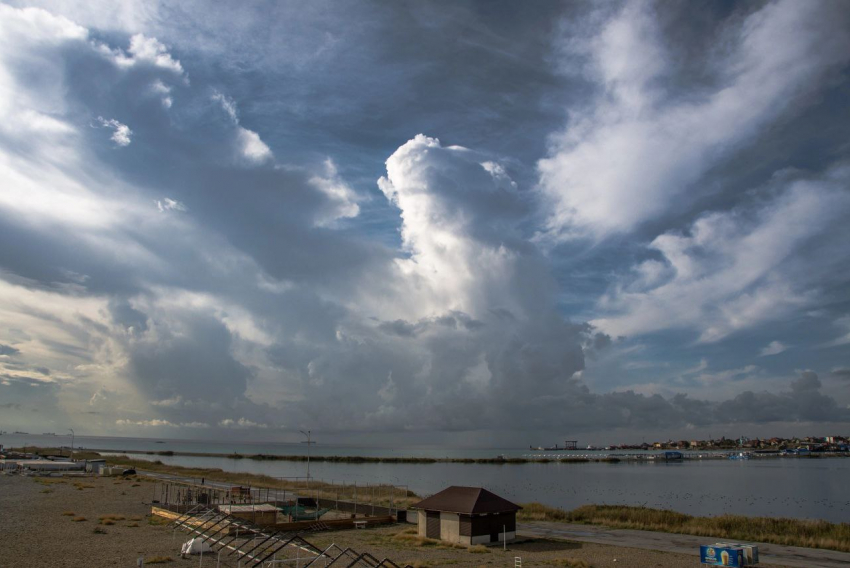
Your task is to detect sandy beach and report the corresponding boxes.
[0,473,742,567]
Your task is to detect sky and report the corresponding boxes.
[1,0,849,447]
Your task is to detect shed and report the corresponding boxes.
[411,486,521,546]
[86,459,107,474]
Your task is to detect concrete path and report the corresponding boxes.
[519,521,850,568]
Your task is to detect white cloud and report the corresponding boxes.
[156,197,187,213]
[212,91,273,164]
[99,33,185,76]
[211,91,238,122]
[116,418,209,428]
[759,341,788,357]
[538,0,850,241]
[377,134,521,319]
[592,168,850,342]
[236,128,272,163]
[219,417,268,429]
[309,159,360,226]
[96,116,132,146]
[149,80,173,108]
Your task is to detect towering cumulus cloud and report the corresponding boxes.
[291,135,586,432]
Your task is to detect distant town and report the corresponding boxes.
[582,435,850,452]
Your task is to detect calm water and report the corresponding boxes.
[5,434,849,523]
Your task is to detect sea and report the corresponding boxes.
[4,433,848,524]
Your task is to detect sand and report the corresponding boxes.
[0,472,779,567]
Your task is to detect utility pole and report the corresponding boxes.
[299,430,314,490]
[68,429,74,458]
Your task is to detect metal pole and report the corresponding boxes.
[299,430,313,491]
[68,429,74,458]
[503,525,506,550]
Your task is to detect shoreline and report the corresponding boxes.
[86,447,849,464]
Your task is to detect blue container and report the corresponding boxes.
[701,545,744,566]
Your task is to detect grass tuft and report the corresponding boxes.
[71,516,87,522]
[145,557,173,564]
[468,545,489,553]
[92,527,107,534]
[61,511,75,516]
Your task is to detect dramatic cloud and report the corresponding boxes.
[592,168,850,342]
[0,1,848,442]
[538,0,850,240]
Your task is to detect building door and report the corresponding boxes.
[426,511,440,539]
[490,528,499,543]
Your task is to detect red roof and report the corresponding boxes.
[411,486,521,514]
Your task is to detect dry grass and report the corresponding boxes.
[40,488,53,494]
[145,557,173,564]
[519,503,850,553]
[148,515,169,526]
[545,560,591,567]
[92,527,107,534]
[127,522,140,528]
[98,514,126,521]
[91,454,420,508]
[71,516,87,522]
[33,478,65,485]
[61,511,75,516]
[467,545,489,554]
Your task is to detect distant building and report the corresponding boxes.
[411,486,521,546]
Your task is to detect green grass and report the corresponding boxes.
[519,503,850,553]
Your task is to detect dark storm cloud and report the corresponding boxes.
[108,299,148,333]
[127,312,252,402]
[0,1,849,441]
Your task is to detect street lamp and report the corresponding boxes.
[68,429,74,458]
[299,430,314,489]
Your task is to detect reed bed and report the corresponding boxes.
[518,503,850,553]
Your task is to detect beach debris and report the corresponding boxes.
[180,538,212,556]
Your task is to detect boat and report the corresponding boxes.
[728,452,751,460]
[664,451,684,461]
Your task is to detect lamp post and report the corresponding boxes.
[68,428,74,458]
[299,430,314,490]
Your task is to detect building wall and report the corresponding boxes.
[470,512,517,544]
[439,512,460,542]
[418,510,517,545]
